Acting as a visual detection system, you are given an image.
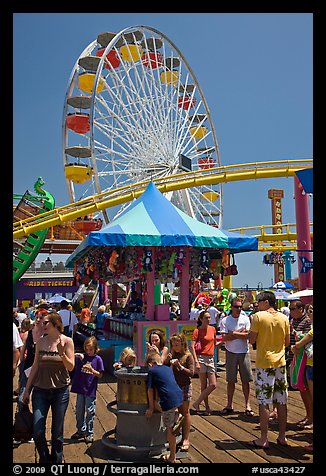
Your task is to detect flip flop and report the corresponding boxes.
[180,443,190,452]
[221,407,234,415]
[303,445,313,452]
[276,438,289,447]
[245,409,254,417]
[298,423,313,430]
[160,454,176,463]
[192,403,201,413]
[248,440,269,449]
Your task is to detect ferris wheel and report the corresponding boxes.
[63,25,223,226]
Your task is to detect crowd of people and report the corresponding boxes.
[13,290,313,462]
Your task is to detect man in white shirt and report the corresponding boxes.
[189,303,203,321]
[58,300,78,336]
[16,307,27,329]
[281,302,290,318]
[206,301,220,326]
[219,298,254,416]
[13,323,23,378]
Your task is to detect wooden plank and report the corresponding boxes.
[13,361,313,465]
[193,415,267,463]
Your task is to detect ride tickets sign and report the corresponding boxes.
[23,279,74,287]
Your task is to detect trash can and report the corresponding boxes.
[102,366,174,461]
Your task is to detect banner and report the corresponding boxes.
[23,279,74,287]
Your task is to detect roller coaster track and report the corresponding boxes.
[13,159,312,241]
[228,223,313,252]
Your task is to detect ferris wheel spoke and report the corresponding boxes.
[110,49,161,132]
[94,109,147,157]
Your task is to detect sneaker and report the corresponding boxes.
[85,435,94,443]
[70,431,87,440]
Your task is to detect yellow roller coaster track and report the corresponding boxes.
[13,159,312,241]
[228,223,313,252]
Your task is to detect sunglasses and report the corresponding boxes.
[232,305,242,308]
[42,320,50,326]
[289,307,298,311]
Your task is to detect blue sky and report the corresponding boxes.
[13,13,313,288]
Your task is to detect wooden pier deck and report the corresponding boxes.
[13,349,313,465]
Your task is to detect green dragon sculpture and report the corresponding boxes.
[13,178,55,283]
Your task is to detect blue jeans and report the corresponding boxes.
[32,386,70,463]
[75,393,96,436]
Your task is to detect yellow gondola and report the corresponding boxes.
[78,72,105,94]
[119,44,143,62]
[189,125,208,139]
[202,191,220,202]
[160,70,179,85]
[64,164,94,184]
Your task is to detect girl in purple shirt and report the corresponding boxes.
[70,336,104,443]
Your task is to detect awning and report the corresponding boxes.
[66,182,258,266]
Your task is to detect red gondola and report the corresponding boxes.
[66,113,90,134]
[198,157,216,169]
[141,51,163,68]
[178,96,196,110]
[96,48,121,69]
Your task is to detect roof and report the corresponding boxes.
[66,182,257,266]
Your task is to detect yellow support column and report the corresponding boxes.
[223,275,232,289]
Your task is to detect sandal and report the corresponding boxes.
[221,407,233,415]
[298,423,313,430]
[161,454,176,463]
[180,443,190,452]
[245,409,254,417]
[248,439,269,449]
[276,438,289,447]
[192,403,201,413]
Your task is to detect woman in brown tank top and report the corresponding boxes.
[22,312,75,463]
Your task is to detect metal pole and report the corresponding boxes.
[294,176,313,291]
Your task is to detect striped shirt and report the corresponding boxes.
[288,313,312,359]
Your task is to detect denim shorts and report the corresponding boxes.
[181,383,192,401]
[306,365,313,382]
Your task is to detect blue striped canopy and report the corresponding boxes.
[66,182,257,266]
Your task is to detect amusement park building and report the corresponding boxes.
[14,259,78,308]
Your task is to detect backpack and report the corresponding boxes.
[13,404,33,442]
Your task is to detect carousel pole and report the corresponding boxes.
[145,247,155,319]
[180,247,190,321]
